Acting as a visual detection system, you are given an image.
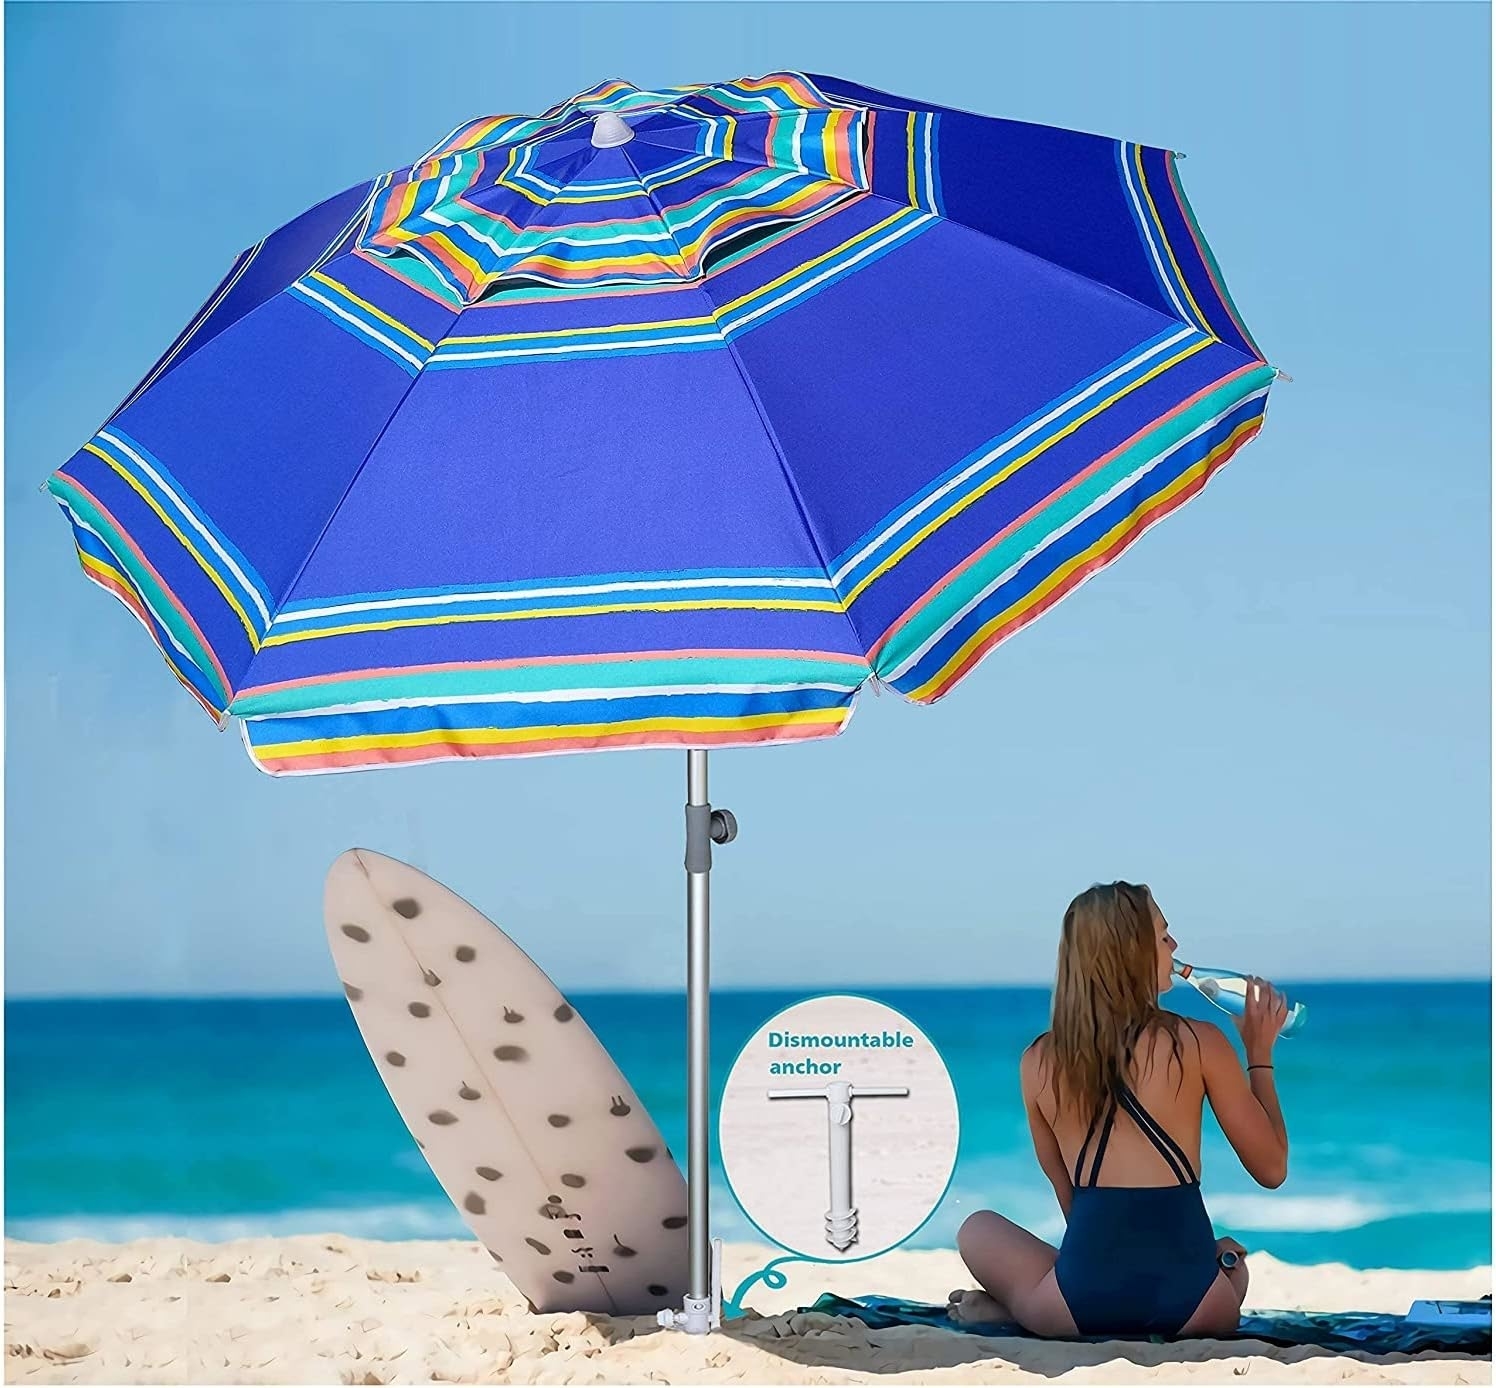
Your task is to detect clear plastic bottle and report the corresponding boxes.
[1172,961,1307,1037]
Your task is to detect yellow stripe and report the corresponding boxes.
[463,117,508,152]
[391,178,421,231]
[505,179,837,275]
[80,550,136,596]
[257,706,848,759]
[83,442,260,647]
[79,552,224,714]
[717,209,917,319]
[843,337,1212,605]
[909,421,1257,700]
[435,117,507,159]
[428,232,485,286]
[516,159,723,207]
[508,183,860,279]
[514,248,687,275]
[449,208,918,347]
[448,314,718,347]
[1132,144,1209,333]
[307,272,434,350]
[261,597,848,648]
[907,112,918,208]
[495,147,549,207]
[416,148,480,182]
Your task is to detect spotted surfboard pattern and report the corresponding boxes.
[324,848,686,1314]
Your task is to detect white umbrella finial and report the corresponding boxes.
[590,111,635,148]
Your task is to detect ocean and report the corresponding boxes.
[5,983,1490,1271]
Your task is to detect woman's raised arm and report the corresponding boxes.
[1195,981,1290,1189]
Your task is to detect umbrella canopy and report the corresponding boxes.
[45,70,1273,1333]
[47,71,1272,777]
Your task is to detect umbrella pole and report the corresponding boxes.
[686,749,712,1309]
[658,748,735,1333]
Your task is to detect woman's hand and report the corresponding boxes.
[1236,975,1290,1066]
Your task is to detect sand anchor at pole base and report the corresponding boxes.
[768,1081,910,1252]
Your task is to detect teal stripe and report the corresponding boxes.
[425,209,932,368]
[430,323,721,368]
[872,366,1275,675]
[277,565,829,614]
[831,326,1206,586]
[232,653,868,718]
[365,238,466,307]
[503,150,719,200]
[90,429,274,625]
[269,580,841,634]
[47,477,229,706]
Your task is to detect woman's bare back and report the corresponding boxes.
[1031,1021,1206,1187]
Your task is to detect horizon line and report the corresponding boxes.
[5,976,1491,1005]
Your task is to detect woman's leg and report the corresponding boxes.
[1179,1248,1248,1337]
[948,1210,1079,1336]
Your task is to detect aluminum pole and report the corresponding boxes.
[685,748,711,1302]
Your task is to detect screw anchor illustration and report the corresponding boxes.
[768,1081,909,1250]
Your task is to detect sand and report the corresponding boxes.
[5,1235,1488,1385]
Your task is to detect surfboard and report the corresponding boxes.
[324,848,687,1316]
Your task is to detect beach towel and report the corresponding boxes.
[803,1294,1491,1356]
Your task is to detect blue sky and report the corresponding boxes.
[5,2,1490,996]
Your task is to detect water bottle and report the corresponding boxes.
[1172,961,1307,1037]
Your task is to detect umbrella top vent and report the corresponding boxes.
[590,111,635,148]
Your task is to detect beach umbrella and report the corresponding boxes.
[45,71,1274,1331]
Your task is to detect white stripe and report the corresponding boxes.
[352,172,392,247]
[724,211,931,334]
[276,574,836,624]
[249,680,859,720]
[241,709,847,776]
[830,327,1199,587]
[434,209,923,363]
[669,168,806,237]
[1119,142,1194,327]
[514,151,719,199]
[501,218,693,257]
[290,284,426,369]
[96,429,272,627]
[497,153,717,205]
[413,118,479,166]
[436,331,714,361]
[788,71,836,106]
[369,237,466,304]
[60,506,202,667]
[492,168,808,258]
[923,114,937,212]
[884,385,1271,681]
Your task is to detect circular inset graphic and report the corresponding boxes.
[720,995,959,1261]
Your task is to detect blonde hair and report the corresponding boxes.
[1046,881,1186,1122]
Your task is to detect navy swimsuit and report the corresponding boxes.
[1054,1079,1221,1337]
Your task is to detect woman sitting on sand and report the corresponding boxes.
[948,881,1290,1338]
